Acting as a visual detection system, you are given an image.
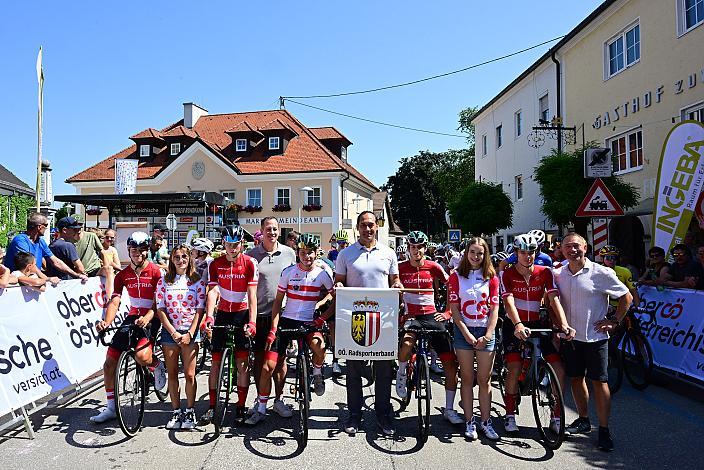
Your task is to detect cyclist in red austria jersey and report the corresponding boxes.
[201,225,258,424]
[92,232,167,424]
[500,234,575,435]
[395,231,463,425]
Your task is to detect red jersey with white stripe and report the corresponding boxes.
[398,260,448,316]
[448,270,499,327]
[500,265,557,322]
[112,262,162,316]
[208,254,259,312]
[277,264,333,322]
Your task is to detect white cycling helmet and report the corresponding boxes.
[513,233,540,252]
[126,231,150,249]
[527,229,546,245]
[190,237,214,254]
[505,243,514,254]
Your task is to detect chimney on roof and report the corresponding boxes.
[183,102,208,128]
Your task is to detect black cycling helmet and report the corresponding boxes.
[222,225,245,243]
[126,231,150,249]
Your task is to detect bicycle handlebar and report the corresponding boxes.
[278,323,329,336]
[402,326,450,336]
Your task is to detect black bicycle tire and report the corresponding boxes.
[214,348,232,436]
[297,353,310,449]
[531,360,565,450]
[622,331,653,390]
[196,337,210,374]
[114,351,145,438]
[607,337,623,394]
[417,354,431,443]
[400,359,414,411]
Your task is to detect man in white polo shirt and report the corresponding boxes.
[553,233,632,452]
[335,211,402,436]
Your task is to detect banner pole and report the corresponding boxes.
[20,406,35,440]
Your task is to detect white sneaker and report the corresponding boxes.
[504,415,519,433]
[332,362,342,376]
[273,399,293,418]
[396,373,408,399]
[166,410,182,430]
[181,409,196,430]
[90,407,117,424]
[430,363,443,374]
[244,410,266,426]
[480,418,500,441]
[153,362,167,391]
[443,408,464,425]
[247,398,258,416]
[550,417,561,434]
[465,418,478,440]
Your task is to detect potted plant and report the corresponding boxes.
[86,205,103,216]
[244,205,263,214]
[302,204,322,212]
[272,203,291,212]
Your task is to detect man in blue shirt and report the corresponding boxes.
[3,212,83,283]
[48,217,89,280]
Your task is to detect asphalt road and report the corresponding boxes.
[1,356,702,470]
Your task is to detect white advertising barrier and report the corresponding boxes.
[637,286,704,382]
[335,287,399,361]
[0,278,131,416]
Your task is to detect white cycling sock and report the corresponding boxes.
[446,389,456,411]
[398,361,407,376]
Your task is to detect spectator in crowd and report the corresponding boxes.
[152,223,169,258]
[285,231,300,252]
[0,263,17,288]
[75,224,107,277]
[11,252,48,291]
[659,243,704,289]
[554,233,632,452]
[696,246,704,271]
[101,229,121,272]
[48,217,90,281]
[638,246,669,286]
[3,212,76,284]
[148,235,169,269]
[253,230,263,247]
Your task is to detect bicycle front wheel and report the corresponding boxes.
[531,360,565,450]
[399,358,415,411]
[417,354,431,443]
[296,354,311,449]
[622,331,653,390]
[196,337,211,373]
[114,351,146,437]
[214,348,233,436]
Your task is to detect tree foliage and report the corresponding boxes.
[457,105,478,150]
[533,144,639,230]
[0,195,35,248]
[448,182,513,236]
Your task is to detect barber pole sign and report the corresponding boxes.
[592,218,608,256]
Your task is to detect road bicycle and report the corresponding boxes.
[99,324,168,438]
[608,306,655,392]
[278,322,327,450]
[398,325,450,444]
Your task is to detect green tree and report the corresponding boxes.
[448,182,513,236]
[432,148,474,204]
[54,202,73,221]
[457,105,478,151]
[533,144,639,234]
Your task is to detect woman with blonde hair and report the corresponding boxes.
[155,244,206,430]
[448,236,500,441]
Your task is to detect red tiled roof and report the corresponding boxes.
[129,128,163,140]
[67,109,377,190]
[225,120,262,135]
[257,118,295,133]
[309,127,352,146]
[161,125,197,139]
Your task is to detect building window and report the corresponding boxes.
[496,125,503,148]
[268,136,280,150]
[235,139,247,152]
[515,110,522,137]
[606,23,640,78]
[221,190,236,203]
[305,187,322,206]
[341,146,347,160]
[140,144,150,157]
[247,188,262,207]
[679,0,704,34]
[481,134,487,156]
[539,94,550,122]
[170,143,181,156]
[608,129,643,173]
[515,175,523,201]
[683,102,704,123]
[275,187,291,206]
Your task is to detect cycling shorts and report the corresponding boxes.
[502,319,560,364]
[403,314,455,362]
[108,315,160,355]
[211,310,251,353]
[253,314,274,353]
[276,317,323,356]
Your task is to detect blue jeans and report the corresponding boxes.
[453,325,495,352]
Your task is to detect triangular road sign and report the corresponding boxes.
[575,178,624,217]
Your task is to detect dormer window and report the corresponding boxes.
[341,146,347,160]
[140,144,150,157]
[268,136,280,150]
[170,143,181,156]
[236,139,247,152]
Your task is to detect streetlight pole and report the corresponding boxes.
[299,186,313,233]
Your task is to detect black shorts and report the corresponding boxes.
[254,314,275,352]
[502,319,561,363]
[403,314,454,361]
[562,339,608,382]
[109,315,160,353]
[276,317,323,356]
[211,310,250,353]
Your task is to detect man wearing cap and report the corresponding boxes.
[75,225,107,277]
[152,223,170,259]
[48,217,90,281]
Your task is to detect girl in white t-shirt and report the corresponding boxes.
[448,237,500,441]
[156,244,206,430]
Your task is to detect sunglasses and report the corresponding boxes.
[604,255,618,261]
[173,254,190,260]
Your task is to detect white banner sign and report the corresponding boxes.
[636,286,704,382]
[240,216,332,226]
[115,158,138,194]
[0,278,131,416]
[335,287,399,361]
[653,121,704,254]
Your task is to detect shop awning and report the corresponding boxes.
[55,191,225,207]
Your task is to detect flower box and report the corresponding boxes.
[244,205,263,214]
[272,204,291,212]
[302,204,322,212]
